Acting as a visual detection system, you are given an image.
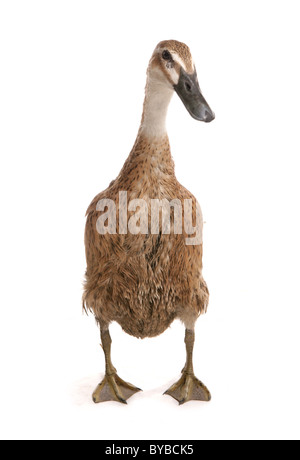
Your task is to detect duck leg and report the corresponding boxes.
[92,324,142,404]
[164,328,211,405]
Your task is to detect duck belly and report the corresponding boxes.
[84,231,208,339]
[116,296,177,339]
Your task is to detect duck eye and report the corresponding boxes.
[162,50,172,61]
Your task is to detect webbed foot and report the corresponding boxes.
[92,373,142,404]
[164,372,211,405]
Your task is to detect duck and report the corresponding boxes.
[83,39,215,405]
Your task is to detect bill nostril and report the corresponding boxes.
[185,81,192,92]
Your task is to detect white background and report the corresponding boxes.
[1,0,300,440]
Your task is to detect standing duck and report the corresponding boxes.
[83,40,214,405]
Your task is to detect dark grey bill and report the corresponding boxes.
[174,68,215,122]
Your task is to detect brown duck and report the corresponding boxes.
[83,40,215,405]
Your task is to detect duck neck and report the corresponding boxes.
[139,75,174,139]
[119,76,176,181]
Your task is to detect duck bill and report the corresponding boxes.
[174,68,215,123]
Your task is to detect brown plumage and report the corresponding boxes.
[83,40,214,404]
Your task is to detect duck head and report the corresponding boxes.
[147,40,215,123]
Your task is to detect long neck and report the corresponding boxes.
[139,76,174,138]
[116,75,176,185]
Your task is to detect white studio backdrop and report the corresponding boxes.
[0,0,300,440]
